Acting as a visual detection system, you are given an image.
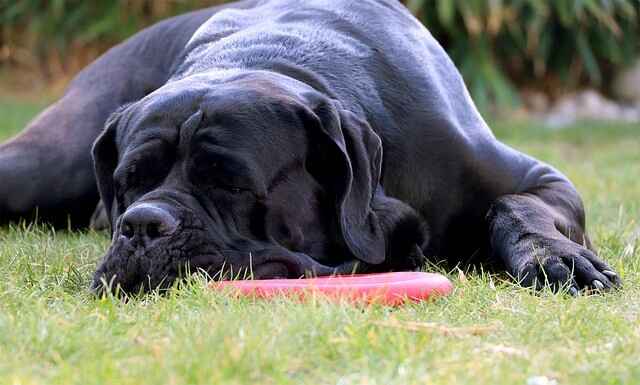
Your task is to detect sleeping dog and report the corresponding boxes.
[0,0,620,294]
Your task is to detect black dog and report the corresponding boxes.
[0,0,620,294]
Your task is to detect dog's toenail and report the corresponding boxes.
[592,280,604,290]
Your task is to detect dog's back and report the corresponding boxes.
[165,0,524,256]
[172,0,444,116]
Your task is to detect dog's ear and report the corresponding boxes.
[92,106,126,233]
[305,99,387,264]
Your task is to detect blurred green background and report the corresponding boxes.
[1,0,639,111]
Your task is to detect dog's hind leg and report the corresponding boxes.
[0,8,219,227]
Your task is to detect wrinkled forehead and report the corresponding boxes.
[197,90,309,150]
[115,81,311,168]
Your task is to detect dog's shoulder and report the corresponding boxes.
[172,0,425,77]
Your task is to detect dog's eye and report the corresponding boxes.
[229,187,243,194]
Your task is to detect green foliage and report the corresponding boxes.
[0,0,220,70]
[408,0,640,110]
[1,0,639,110]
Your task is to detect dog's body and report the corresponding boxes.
[0,0,619,293]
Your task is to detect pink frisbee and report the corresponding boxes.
[211,272,453,306]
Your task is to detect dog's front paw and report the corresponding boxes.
[509,235,621,294]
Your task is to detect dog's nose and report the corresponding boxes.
[120,203,178,241]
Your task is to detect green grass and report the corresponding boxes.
[0,96,50,141]
[1,98,639,385]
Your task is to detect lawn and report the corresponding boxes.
[0,96,639,385]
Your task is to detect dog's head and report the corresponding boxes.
[91,72,427,294]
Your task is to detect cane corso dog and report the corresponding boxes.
[0,0,620,294]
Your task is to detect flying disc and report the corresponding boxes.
[211,272,453,306]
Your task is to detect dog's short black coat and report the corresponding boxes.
[0,0,620,293]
